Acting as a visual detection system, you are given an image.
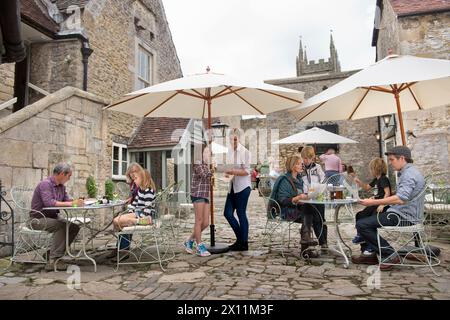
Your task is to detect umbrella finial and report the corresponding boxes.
[206,66,211,73]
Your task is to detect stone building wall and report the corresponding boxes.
[375,2,450,175]
[376,0,401,59]
[0,87,110,196]
[0,63,16,118]
[0,63,15,104]
[0,86,146,256]
[397,12,450,59]
[82,0,182,102]
[29,39,84,103]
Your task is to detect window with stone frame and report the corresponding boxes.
[136,45,153,89]
[112,143,128,179]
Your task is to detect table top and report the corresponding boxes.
[44,200,126,211]
[299,198,358,205]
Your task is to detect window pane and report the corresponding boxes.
[138,46,151,83]
[122,148,127,161]
[113,161,119,175]
[113,146,119,160]
[121,162,127,176]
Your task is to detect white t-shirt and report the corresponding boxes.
[226,144,252,193]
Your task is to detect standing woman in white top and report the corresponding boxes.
[223,129,252,251]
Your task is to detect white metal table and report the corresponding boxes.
[43,201,126,272]
[299,198,358,268]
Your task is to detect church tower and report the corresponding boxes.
[296,31,341,76]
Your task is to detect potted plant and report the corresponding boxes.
[105,179,115,201]
[85,176,97,198]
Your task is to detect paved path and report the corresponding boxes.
[1,190,449,300]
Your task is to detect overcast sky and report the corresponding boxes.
[162,0,377,81]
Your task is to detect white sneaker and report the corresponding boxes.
[363,250,376,256]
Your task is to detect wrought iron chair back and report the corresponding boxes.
[259,191,296,257]
[423,171,450,241]
[115,181,131,200]
[10,186,51,264]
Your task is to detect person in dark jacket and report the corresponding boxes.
[270,155,319,258]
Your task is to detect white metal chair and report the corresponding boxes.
[116,181,131,200]
[424,171,450,241]
[376,181,440,275]
[10,186,52,264]
[114,201,175,271]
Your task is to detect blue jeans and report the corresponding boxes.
[118,234,131,250]
[224,186,251,243]
[325,170,340,181]
[356,211,401,258]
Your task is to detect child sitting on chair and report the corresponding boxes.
[352,158,392,255]
[113,169,156,230]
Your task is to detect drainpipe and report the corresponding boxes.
[81,40,93,91]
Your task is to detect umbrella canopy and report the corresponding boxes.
[273,126,358,144]
[107,71,304,118]
[290,55,450,145]
[105,70,304,252]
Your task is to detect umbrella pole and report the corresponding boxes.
[206,95,229,254]
[394,89,407,146]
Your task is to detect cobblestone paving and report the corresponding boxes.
[0,190,449,300]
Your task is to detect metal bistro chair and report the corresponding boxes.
[158,180,186,244]
[10,186,52,264]
[116,181,132,200]
[259,182,299,258]
[424,171,450,241]
[114,200,175,271]
[376,181,440,275]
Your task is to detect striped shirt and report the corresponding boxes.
[191,163,213,199]
[129,187,156,217]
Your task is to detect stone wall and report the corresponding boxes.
[29,39,84,104]
[0,87,110,196]
[0,63,15,104]
[0,63,15,118]
[376,3,450,175]
[83,0,182,102]
[0,86,148,256]
[399,12,449,59]
[376,0,401,59]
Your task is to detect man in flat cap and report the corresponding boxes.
[351,146,425,271]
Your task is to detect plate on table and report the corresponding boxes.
[84,199,97,206]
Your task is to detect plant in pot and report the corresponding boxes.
[105,179,115,201]
[85,176,98,199]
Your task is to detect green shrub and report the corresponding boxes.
[85,176,97,198]
[105,179,115,200]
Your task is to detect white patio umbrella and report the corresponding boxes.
[290,55,450,145]
[105,69,304,253]
[273,126,357,145]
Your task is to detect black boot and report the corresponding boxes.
[300,224,318,247]
[234,241,248,251]
[228,241,240,251]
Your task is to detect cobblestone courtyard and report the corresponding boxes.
[0,190,449,300]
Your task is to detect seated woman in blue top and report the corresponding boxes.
[271,155,319,258]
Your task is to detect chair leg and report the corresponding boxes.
[415,232,440,276]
